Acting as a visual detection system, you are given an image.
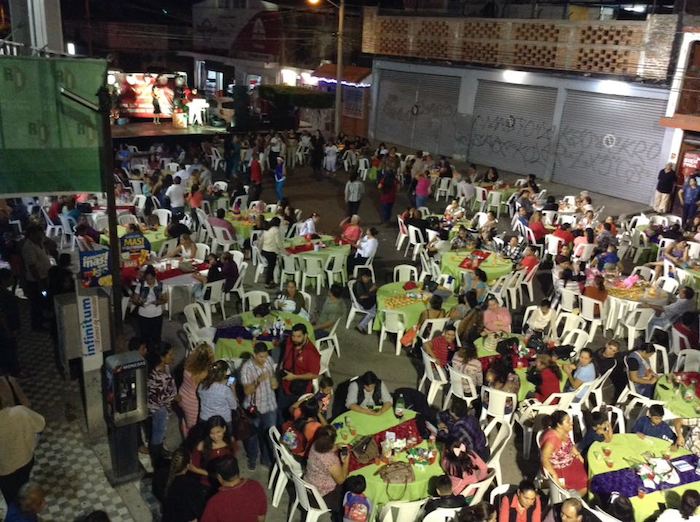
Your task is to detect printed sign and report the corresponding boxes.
[78,296,102,360]
[79,249,112,288]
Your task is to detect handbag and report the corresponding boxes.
[375,461,415,501]
[232,407,254,440]
[352,436,379,464]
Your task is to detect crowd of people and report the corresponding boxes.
[2,130,700,522]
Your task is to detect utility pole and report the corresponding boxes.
[334,0,345,137]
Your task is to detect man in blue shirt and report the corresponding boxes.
[596,245,620,269]
[679,175,700,225]
[632,404,685,447]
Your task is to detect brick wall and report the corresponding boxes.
[362,7,676,81]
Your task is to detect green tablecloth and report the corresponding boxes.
[373,282,458,331]
[654,375,700,419]
[588,434,694,522]
[475,183,519,202]
[441,250,513,286]
[100,225,169,254]
[224,212,276,240]
[214,311,314,360]
[333,410,442,510]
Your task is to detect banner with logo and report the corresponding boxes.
[0,56,107,196]
[78,295,103,364]
[79,249,112,288]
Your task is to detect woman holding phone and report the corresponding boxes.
[197,360,238,434]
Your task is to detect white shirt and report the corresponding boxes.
[457,180,476,201]
[135,282,163,318]
[270,137,281,152]
[657,510,700,522]
[299,218,317,236]
[165,184,185,208]
[174,169,189,183]
[356,235,378,259]
[260,226,283,253]
[528,308,554,331]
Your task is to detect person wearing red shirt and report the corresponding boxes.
[249,151,263,202]
[378,173,399,224]
[534,354,562,403]
[552,223,574,246]
[528,212,547,243]
[424,326,458,367]
[498,480,543,522]
[201,456,267,522]
[518,247,540,274]
[281,323,321,408]
[48,197,64,224]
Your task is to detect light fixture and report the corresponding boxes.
[597,79,631,95]
[315,77,371,88]
[503,69,527,83]
[66,42,76,55]
[623,4,646,12]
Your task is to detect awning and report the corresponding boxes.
[311,64,371,87]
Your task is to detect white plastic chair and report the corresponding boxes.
[544,234,564,258]
[117,213,139,226]
[623,308,655,351]
[435,177,452,201]
[396,215,409,251]
[393,264,418,282]
[194,243,210,260]
[152,208,171,227]
[405,225,425,261]
[489,483,513,505]
[653,276,679,295]
[324,253,347,286]
[287,474,330,522]
[560,328,590,354]
[195,279,226,324]
[443,366,478,410]
[631,265,655,282]
[484,419,513,486]
[379,310,407,356]
[278,255,300,289]
[670,328,691,356]
[521,263,539,302]
[551,311,587,340]
[579,295,605,339]
[557,288,580,313]
[486,190,503,219]
[674,348,700,372]
[242,290,270,312]
[464,469,496,504]
[473,186,488,212]
[183,303,216,346]
[479,387,517,426]
[378,499,427,522]
[41,207,63,239]
[505,269,527,309]
[419,348,448,405]
[211,226,236,254]
[423,508,463,522]
[420,317,449,341]
[316,318,341,358]
[300,256,325,295]
[346,279,373,333]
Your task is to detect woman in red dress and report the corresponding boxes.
[188,415,236,494]
[540,410,588,496]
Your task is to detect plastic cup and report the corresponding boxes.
[350,427,357,437]
[605,459,613,469]
[603,447,612,457]
[637,488,646,498]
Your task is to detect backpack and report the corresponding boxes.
[343,492,371,522]
[280,419,309,457]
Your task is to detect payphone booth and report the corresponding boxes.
[104,352,147,484]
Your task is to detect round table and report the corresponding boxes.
[373,282,458,331]
[333,410,442,511]
[224,212,276,240]
[284,236,350,286]
[588,434,698,522]
[476,183,519,202]
[214,311,314,361]
[100,225,169,254]
[606,282,670,306]
[654,373,700,419]
[441,250,513,286]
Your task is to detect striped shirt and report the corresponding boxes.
[240,357,278,414]
[344,180,364,202]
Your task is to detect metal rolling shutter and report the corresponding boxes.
[374,70,460,155]
[469,81,558,178]
[412,75,461,155]
[553,91,667,204]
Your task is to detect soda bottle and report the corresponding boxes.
[395,393,405,419]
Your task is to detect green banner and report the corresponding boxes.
[0,56,107,196]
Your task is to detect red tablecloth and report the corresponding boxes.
[676,372,700,399]
[458,251,491,270]
[120,262,208,287]
[286,244,315,255]
[347,418,422,473]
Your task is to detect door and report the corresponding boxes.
[553,90,667,203]
[469,80,558,177]
[374,70,460,155]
